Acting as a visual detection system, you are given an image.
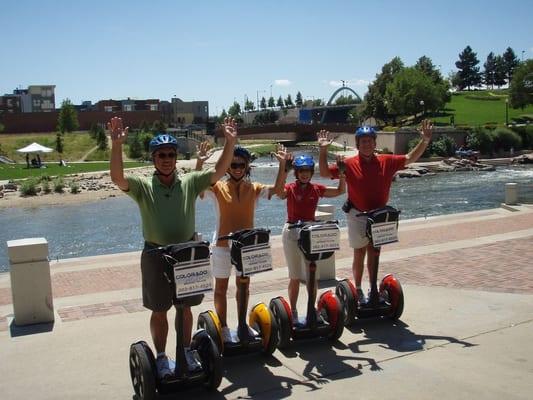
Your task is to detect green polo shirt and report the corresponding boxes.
[126,169,212,245]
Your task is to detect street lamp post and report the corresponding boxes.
[522,50,525,62]
[419,100,425,118]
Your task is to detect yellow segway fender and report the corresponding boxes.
[249,302,274,352]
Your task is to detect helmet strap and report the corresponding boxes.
[154,166,176,178]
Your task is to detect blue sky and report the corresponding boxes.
[1,0,532,116]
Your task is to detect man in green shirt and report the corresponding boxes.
[109,116,237,378]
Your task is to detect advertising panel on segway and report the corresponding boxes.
[336,206,405,326]
[269,220,344,348]
[129,241,222,399]
[197,228,279,357]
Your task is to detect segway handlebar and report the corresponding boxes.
[287,220,339,230]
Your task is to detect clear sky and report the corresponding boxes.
[1,0,532,116]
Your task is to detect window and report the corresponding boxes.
[105,106,113,112]
[150,104,158,111]
[123,104,133,112]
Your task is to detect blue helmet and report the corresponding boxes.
[293,154,315,169]
[233,146,253,162]
[149,133,178,153]
[355,126,377,138]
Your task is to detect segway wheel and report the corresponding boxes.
[197,311,223,354]
[129,341,157,400]
[191,330,222,390]
[380,274,404,320]
[335,279,357,326]
[250,303,279,355]
[269,297,291,349]
[318,291,344,342]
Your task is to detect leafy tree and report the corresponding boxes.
[385,67,444,119]
[334,95,359,105]
[493,55,507,88]
[503,47,520,83]
[89,123,99,139]
[260,97,267,110]
[228,101,242,117]
[0,122,4,133]
[415,56,450,105]
[219,109,228,120]
[128,132,143,159]
[244,99,254,111]
[509,59,533,109]
[55,132,64,154]
[362,56,404,121]
[455,45,482,90]
[57,99,79,133]
[295,91,303,107]
[312,99,324,106]
[152,120,166,133]
[96,126,107,150]
[276,96,284,108]
[253,110,278,124]
[483,52,497,88]
[285,94,294,108]
[139,120,151,132]
[268,96,275,108]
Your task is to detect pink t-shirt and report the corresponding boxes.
[285,181,327,223]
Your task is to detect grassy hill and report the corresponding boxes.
[432,90,533,127]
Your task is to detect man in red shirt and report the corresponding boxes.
[318,120,433,303]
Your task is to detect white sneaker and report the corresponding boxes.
[156,355,175,379]
[221,326,232,343]
[247,325,258,337]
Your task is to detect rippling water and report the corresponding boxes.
[1,160,532,272]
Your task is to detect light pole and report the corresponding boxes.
[505,99,509,126]
[522,50,525,62]
[270,84,273,99]
[420,100,425,118]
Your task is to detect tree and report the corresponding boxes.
[483,52,497,89]
[312,99,324,106]
[244,99,254,111]
[128,132,143,159]
[415,56,443,84]
[285,94,294,108]
[493,55,507,88]
[334,95,359,105]
[503,47,520,83]
[96,126,107,150]
[152,120,166,132]
[362,56,404,121]
[139,120,151,132]
[268,96,275,108]
[260,97,267,110]
[228,101,241,117]
[455,45,482,90]
[219,109,228,120]
[385,67,444,118]
[276,96,284,108]
[55,132,64,154]
[509,59,533,109]
[57,99,79,133]
[295,91,303,107]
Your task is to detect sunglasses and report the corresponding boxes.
[156,152,177,159]
[230,162,247,169]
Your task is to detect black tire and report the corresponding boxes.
[387,285,404,320]
[322,296,344,342]
[269,297,291,349]
[197,312,222,354]
[382,276,404,320]
[335,279,357,326]
[201,338,223,390]
[262,308,279,355]
[129,342,157,400]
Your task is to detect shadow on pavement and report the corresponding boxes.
[346,318,476,354]
[9,319,55,337]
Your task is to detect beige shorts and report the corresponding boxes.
[211,246,233,279]
[346,208,370,249]
[282,224,309,282]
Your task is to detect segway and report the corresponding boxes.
[129,241,222,400]
[336,205,404,326]
[269,220,344,348]
[197,228,278,357]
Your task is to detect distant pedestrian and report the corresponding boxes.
[25,153,30,169]
[343,140,347,152]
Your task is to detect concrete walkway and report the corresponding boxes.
[1,205,533,399]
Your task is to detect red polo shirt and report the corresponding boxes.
[285,181,326,223]
[329,154,406,211]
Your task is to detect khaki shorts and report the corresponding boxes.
[211,246,234,279]
[282,224,310,282]
[346,208,370,249]
[141,246,203,311]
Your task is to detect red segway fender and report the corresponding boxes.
[380,274,404,320]
[317,290,344,341]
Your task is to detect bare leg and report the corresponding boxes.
[214,277,229,327]
[288,278,300,311]
[180,306,193,346]
[150,311,169,354]
[236,276,250,317]
[353,247,366,287]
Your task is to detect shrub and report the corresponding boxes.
[42,180,51,194]
[53,177,65,193]
[20,178,39,196]
[467,127,494,155]
[491,127,522,151]
[128,133,144,159]
[431,135,456,157]
[511,125,533,149]
[407,138,431,158]
[69,181,80,194]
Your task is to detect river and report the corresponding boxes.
[1,160,532,272]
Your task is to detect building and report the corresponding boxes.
[171,97,208,125]
[0,85,55,114]
[0,94,22,113]
[94,98,160,113]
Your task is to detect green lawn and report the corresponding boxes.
[0,162,145,181]
[432,91,533,126]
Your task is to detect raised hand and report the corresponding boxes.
[221,117,238,142]
[107,117,129,146]
[419,119,433,143]
[317,130,333,148]
[336,154,346,174]
[196,140,214,163]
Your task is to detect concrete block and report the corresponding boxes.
[505,183,518,205]
[10,260,54,325]
[7,238,49,264]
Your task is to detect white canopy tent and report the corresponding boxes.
[16,142,54,153]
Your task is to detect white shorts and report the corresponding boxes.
[346,208,370,249]
[211,246,233,279]
[282,224,309,282]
